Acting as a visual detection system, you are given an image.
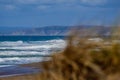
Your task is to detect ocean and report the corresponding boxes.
[0,36,66,67]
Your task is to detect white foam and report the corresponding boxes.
[0,65,13,67]
[0,39,66,50]
[0,57,45,64]
[0,51,49,56]
[0,39,66,66]
[0,41,24,46]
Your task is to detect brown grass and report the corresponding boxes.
[41,28,120,80]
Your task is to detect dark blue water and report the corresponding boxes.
[0,36,65,41]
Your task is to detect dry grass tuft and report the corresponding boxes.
[41,28,120,80]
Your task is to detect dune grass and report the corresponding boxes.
[41,28,120,80]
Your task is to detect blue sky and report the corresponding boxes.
[0,0,120,27]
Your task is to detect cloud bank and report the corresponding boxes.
[0,0,119,11]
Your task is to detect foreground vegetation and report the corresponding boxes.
[41,29,120,80]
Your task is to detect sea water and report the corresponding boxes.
[0,36,66,66]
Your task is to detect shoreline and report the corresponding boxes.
[0,65,40,77]
[0,62,44,80]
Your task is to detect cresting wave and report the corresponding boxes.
[0,39,66,66]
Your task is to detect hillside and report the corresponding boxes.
[0,26,112,36]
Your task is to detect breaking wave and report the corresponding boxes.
[0,39,66,66]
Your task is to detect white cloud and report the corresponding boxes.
[80,0,108,5]
[4,5,17,10]
[0,0,111,11]
[0,0,109,7]
[37,5,51,10]
[13,0,75,4]
[17,0,39,4]
[16,0,107,5]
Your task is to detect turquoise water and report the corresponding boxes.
[0,36,66,66]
